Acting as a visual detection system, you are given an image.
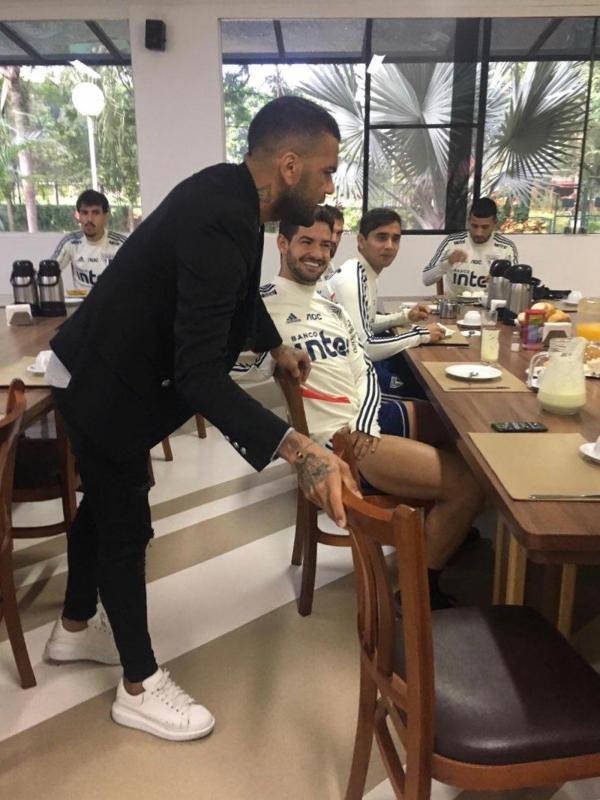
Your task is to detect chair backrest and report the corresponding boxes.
[273,367,309,436]
[342,486,435,763]
[0,380,26,549]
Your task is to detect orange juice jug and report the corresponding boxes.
[575,297,600,341]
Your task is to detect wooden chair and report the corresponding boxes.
[0,379,36,688]
[159,414,207,463]
[12,408,78,540]
[274,368,351,616]
[435,278,444,296]
[342,487,600,800]
[273,371,427,617]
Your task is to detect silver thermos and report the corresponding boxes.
[487,259,512,307]
[10,260,40,315]
[37,259,66,317]
[506,264,540,322]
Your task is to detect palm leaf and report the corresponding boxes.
[483,61,587,200]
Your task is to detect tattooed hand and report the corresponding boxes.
[278,432,361,528]
[296,451,334,495]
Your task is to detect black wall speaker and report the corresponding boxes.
[145,19,166,51]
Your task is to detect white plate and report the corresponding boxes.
[457,318,482,328]
[26,364,45,375]
[579,443,600,465]
[445,364,502,381]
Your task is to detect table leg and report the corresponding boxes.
[505,532,527,605]
[557,564,577,639]
[492,516,506,604]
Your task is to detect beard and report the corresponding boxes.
[273,180,317,227]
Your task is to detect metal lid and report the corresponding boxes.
[12,260,35,277]
[38,259,61,276]
[489,259,512,277]
[508,263,533,284]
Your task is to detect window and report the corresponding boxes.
[0,20,138,233]
[221,16,600,236]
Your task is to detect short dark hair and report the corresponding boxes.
[76,190,109,213]
[321,204,344,225]
[248,96,340,155]
[359,208,402,238]
[470,197,497,219]
[278,207,334,242]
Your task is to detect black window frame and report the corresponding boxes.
[222,15,600,235]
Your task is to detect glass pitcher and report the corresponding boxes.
[575,297,600,341]
[532,337,587,415]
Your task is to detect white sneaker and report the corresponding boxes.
[111,668,215,741]
[44,607,120,665]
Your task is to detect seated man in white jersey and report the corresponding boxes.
[422,197,519,298]
[328,207,444,398]
[235,209,485,608]
[51,190,128,292]
[315,204,344,299]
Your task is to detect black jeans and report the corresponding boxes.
[53,389,157,682]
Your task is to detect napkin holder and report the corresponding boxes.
[6,303,34,326]
[542,321,572,344]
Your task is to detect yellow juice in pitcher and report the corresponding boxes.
[575,322,600,341]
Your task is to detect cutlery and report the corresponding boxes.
[447,385,512,390]
[528,493,600,500]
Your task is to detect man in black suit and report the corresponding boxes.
[43,96,357,741]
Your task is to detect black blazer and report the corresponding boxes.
[51,163,288,470]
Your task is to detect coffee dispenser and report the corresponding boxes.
[37,260,66,317]
[487,259,512,307]
[505,264,540,323]
[10,260,40,315]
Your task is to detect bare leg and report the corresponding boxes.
[359,434,485,569]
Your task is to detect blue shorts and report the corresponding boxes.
[359,397,410,491]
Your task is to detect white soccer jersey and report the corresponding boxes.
[422,231,519,299]
[52,229,127,290]
[327,257,430,362]
[233,276,381,445]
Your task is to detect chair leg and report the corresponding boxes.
[345,660,378,800]
[291,492,306,566]
[297,503,319,617]
[0,550,36,689]
[195,415,207,439]
[161,437,173,462]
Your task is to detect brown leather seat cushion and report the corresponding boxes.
[13,437,62,489]
[394,605,600,765]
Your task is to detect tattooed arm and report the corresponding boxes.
[277,430,360,528]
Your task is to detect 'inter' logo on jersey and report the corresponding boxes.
[293,330,348,362]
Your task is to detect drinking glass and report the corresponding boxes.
[480,310,499,364]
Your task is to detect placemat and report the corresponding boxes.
[468,432,600,501]
[422,361,530,392]
[0,357,51,388]
[391,325,469,347]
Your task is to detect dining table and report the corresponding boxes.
[384,298,600,636]
[0,313,69,425]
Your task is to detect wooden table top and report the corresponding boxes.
[0,315,66,424]
[397,318,600,562]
